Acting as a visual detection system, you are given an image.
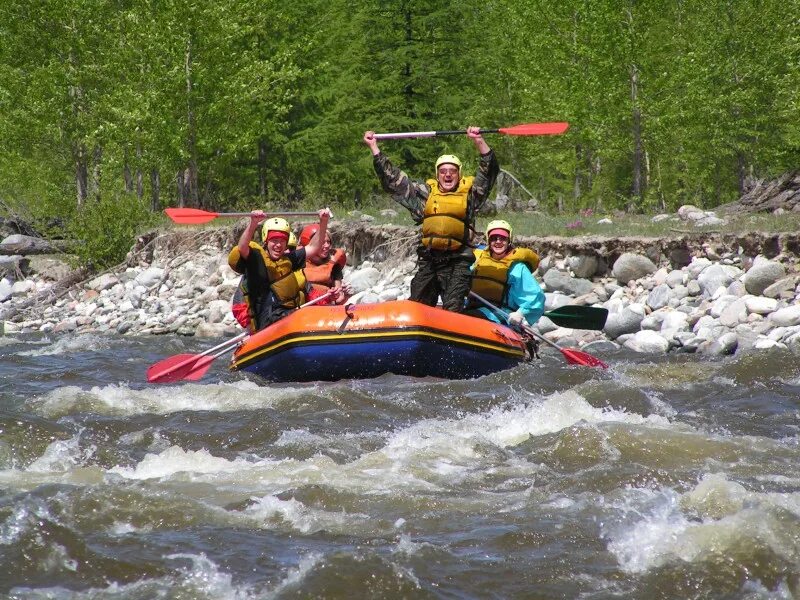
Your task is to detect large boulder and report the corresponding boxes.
[611,253,657,285]
[743,258,785,296]
[27,256,74,281]
[624,330,670,353]
[0,255,29,278]
[603,303,646,339]
[542,269,594,296]
[697,264,738,297]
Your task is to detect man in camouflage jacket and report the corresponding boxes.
[362,126,499,312]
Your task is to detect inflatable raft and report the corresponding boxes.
[230,300,528,382]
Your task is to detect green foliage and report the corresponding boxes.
[66,194,159,268]
[0,0,798,266]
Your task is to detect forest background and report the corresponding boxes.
[1,0,799,267]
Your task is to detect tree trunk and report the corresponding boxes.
[90,145,102,202]
[176,170,186,208]
[185,36,199,208]
[258,140,268,201]
[123,148,133,193]
[136,143,144,199]
[150,168,160,212]
[75,143,88,208]
[630,63,644,211]
[403,7,414,120]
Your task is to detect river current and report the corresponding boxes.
[0,331,798,599]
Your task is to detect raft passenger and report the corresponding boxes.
[363,127,499,312]
[468,219,545,327]
[228,208,331,332]
[299,224,350,305]
[231,232,303,329]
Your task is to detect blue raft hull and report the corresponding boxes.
[230,300,528,383]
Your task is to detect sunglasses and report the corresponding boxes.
[489,235,509,242]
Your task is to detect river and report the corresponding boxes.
[1,332,798,599]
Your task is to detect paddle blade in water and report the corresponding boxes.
[561,348,608,369]
[498,122,569,136]
[164,208,220,224]
[147,353,203,383]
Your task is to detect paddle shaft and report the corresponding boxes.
[468,291,607,368]
[165,207,320,225]
[372,122,568,140]
[147,290,336,383]
[199,211,318,218]
[373,130,499,140]
[148,332,248,382]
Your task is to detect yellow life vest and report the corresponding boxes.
[470,246,540,305]
[421,176,474,251]
[294,268,307,295]
[228,243,306,318]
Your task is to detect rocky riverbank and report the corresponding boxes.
[2,219,800,357]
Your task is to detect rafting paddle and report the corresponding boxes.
[165,208,319,225]
[542,305,608,331]
[147,332,249,384]
[146,290,336,384]
[372,122,569,140]
[468,292,608,369]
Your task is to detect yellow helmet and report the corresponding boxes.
[435,154,462,172]
[261,217,291,241]
[486,219,512,241]
[287,232,298,248]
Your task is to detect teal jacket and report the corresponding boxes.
[472,261,545,325]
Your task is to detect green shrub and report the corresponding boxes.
[66,194,159,269]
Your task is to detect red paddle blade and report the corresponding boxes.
[164,208,220,224]
[498,122,569,136]
[561,348,608,369]
[180,355,216,381]
[147,353,203,383]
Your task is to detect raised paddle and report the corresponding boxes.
[468,292,608,369]
[372,122,569,140]
[165,208,319,225]
[147,290,336,384]
[542,305,608,331]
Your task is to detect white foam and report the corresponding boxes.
[28,379,301,418]
[380,388,670,461]
[16,333,111,357]
[245,494,370,535]
[605,473,800,574]
[165,552,252,599]
[26,434,90,473]
[265,552,323,598]
[78,388,698,537]
[7,552,255,599]
[108,446,262,480]
[0,496,52,545]
[393,533,433,556]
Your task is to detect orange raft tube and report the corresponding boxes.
[230,300,528,382]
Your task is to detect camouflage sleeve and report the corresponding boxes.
[468,149,500,214]
[373,152,429,224]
